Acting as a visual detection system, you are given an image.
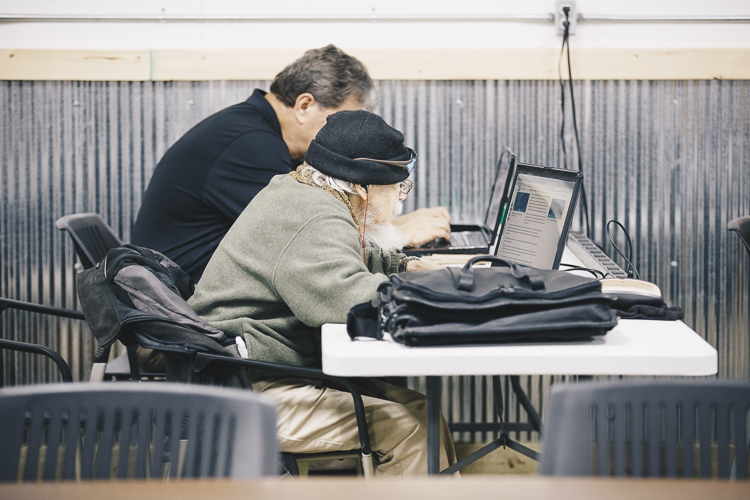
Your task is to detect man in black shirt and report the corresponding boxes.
[132,45,451,281]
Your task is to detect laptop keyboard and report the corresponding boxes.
[450,231,487,248]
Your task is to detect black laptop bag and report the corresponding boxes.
[348,256,618,347]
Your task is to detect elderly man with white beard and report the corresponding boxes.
[188,110,457,476]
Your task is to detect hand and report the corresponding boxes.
[406,258,440,272]
[393,207,451,247]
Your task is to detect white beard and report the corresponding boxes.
[360,201,406,254]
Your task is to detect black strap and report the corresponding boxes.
[346,302,381,340]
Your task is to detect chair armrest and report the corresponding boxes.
[0,338,73,382]
[728,215,750,254]
[192,352,373,456]
[0,297,86,321]
[0,298,84,382]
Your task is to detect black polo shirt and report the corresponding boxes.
[131,89,296,282]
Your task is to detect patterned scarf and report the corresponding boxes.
[289,163,362,235]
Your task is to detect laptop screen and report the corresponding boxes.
[494,164,582,269]
[483,149,516,230]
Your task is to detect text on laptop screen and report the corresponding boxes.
[496,173,577,269]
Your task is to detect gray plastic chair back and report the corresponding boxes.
[55,213,123,270]
[55,214,131,380]
[728,216,750,256]
[539,379,750,479]
[0,382,278,481]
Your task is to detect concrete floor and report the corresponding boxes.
[454,442,540,475]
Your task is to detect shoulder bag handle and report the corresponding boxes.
[456,255,545,291]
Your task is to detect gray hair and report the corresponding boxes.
[270,45,376,110]
[299,163,357,194]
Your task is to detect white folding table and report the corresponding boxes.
[321,319,718,474]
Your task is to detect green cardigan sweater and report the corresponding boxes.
[188,174,403,368]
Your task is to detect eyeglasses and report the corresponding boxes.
[399,180,413,195]
[354,147,418,173]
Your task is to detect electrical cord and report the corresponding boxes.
[558,263,606,280]
[361,187,369,266]
[557,34,568,170]
[560,7,591,238]
[606,219,640,279]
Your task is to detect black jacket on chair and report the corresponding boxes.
[76,244,248,387]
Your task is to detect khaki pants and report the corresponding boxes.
[251,377,457,476]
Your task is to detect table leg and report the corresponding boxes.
[441,375,540,475]
[426,375,441,475]
[509,375,541,432]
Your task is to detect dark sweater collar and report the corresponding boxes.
[247,89,282,137]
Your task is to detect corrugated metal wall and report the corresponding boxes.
[1,80,748,442]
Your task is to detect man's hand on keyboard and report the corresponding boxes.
[393,207,451,247]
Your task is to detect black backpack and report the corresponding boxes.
[76,244,248,387]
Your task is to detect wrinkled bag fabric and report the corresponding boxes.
[348,256,619,347]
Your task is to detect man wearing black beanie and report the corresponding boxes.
[189,110,457,476]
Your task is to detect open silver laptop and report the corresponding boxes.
[493,163,583,270]
[405,149,517,256]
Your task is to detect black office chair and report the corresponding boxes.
[0,297,84,385]
[55,213,123,271]
[54,213,149,381]
[539,379,750,479]
[0,382,278,481]
[74,244,375,477]
[728,216,750,257]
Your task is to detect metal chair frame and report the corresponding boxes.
[0,297,84,385]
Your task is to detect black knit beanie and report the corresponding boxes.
[305,110,414,186]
